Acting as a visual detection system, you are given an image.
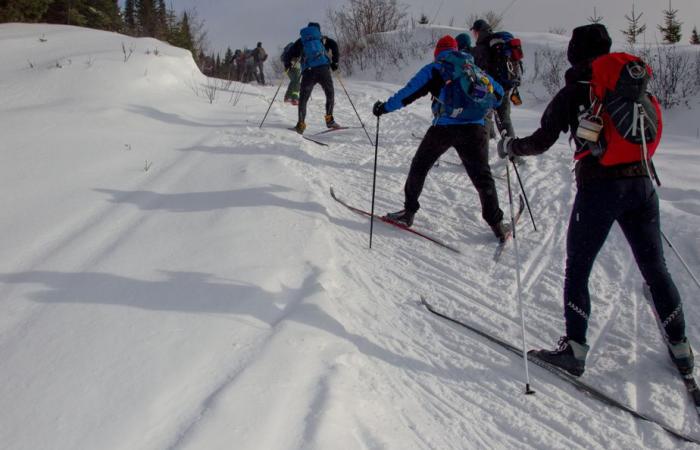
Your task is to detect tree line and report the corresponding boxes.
[0,0,207,62]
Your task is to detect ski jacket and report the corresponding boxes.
[383,51,504,126]
[472,28,494,73]
[283,35,339,71]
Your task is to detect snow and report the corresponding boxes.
[1,23,700,450]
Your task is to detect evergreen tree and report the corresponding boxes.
[418,13,429,25]
[169,11,194,54]
[588,6,603,24]
[691,26,700,45]
[1,0,53,22]
[621,3,646,45]
[136,0,157,37]
[658,0,682,44]
[123,0,136,34]
[155,0,167,39]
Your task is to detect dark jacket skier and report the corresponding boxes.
[282,22,340,133]
[471,19,516,139]
[498,24,693,378]
[372,35,510,242]
[251,42,268,85]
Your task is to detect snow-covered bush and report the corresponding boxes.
[638,44,700,108]
[531,46,568,97]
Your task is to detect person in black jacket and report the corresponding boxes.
[282,22,341,134]
[471,19,515,139]
[498,24,694,378]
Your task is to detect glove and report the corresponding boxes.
[330,62,339,71]
[373,101,387,117]
[497,136,515,159]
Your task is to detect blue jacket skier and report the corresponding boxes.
[373,35,510,242]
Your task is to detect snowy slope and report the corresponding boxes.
[1,23,699,450]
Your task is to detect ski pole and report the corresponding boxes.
[506,162,535,395]
[369,116,380,249]
[639,105,700,291]
[259,68,288,129]
[334,71,375,147]
[494,111,537,231]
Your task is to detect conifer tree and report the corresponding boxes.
[0,0,53,22]
[658,0,682,44]
[621,3,646,45]
[136,0,157,37]
[123,0,136,34]
[588,7,604,24]
[691,26,700,45]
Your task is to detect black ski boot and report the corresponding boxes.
[490,220,512,243]
[384,209,415,227]
[668,338,695,376]
[529,337,590,377]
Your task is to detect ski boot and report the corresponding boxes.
[384,209,415,227]
[325,114,342,129]
[294,121,306,134]
[668,337,695,376]
[529,336,589,377]
[490,220,512,243]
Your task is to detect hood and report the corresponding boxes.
[567,24,612,66]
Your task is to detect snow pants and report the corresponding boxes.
[404,124,504,227]
[486,88,515,139]
[298,65,334,124]
[564,176,686,344]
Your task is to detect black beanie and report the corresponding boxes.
[567,24,612,65]
[308,22,321,30]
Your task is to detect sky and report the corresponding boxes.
[142,0,700,55]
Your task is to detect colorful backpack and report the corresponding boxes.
[575,52,662,166]
[300,26,329,70]
[432,51,499,122]
[488,31,524,90]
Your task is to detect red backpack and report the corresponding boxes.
[575,52,662,166]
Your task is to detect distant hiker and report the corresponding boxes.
[372,36,511,242]
[471,19,524,139]
[244,49,256,83]
[455,32,472,54]
[282,22,340,134]
[281,41,301,105]
[498,24,694,378]
[233,49,243,81]
[252,42,268,85]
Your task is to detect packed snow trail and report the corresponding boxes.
[1,24,699,450]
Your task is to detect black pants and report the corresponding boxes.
[564,177,686,344]
[298,65,334,123]
[404,124,503,226]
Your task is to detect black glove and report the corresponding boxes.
[330,62,339,71]
[373,101,387,117]
[497,136,515,159]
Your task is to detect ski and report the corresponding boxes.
[312,126,362,136]
[420,296,700,445]
[330,186,461,254]
[493,195,525,262]
[642,283,700,418]
[287,127,329,146]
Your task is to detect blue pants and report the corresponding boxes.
[564,177,686,344]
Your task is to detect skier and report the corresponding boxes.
[232,49,243,81]
[251,42,268,85]
[281,41,301,105]
[471,19,518,139]
[372,35,511,242]
[282,22,341,134]
[498,24,694,378]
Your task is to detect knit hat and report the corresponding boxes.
[470,19,491,33]
[434,35,458,58]
[308,22,321,30]
[455,33,472,51]
[567,24,612,65]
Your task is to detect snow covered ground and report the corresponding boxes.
[1,23,699,450]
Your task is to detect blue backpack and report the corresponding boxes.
[300,26,330,70]
[432,51,498,122]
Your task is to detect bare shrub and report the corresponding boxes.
[532,46,568,97]
[548,27,568,36]
[122,42,135,63]
[638,44,700,108]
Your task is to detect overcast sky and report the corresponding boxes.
[153,0,700,54]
